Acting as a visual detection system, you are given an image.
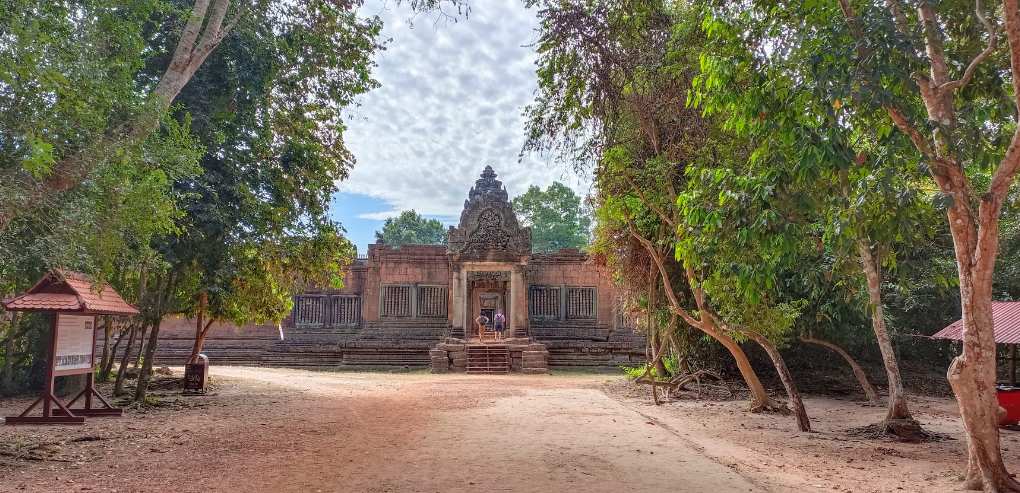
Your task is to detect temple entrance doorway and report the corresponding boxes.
[467,272,508,340]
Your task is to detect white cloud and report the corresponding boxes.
[340,0,592,218]
[356,210,403,221]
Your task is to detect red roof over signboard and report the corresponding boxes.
[2,270,139,316]
[933,301,1020,344]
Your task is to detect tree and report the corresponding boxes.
[511,182,592,252]
[374,210,447,246]
[692,5,943,439]
[128,0,380,403]
[525,0,810,431]
[726,0,1020,487]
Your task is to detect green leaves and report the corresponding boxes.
[20,137,56,179]
[375,210,447,247]
[511,182,592,253]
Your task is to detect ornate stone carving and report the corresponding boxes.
[448,166,531,259]
[467,271,510,282]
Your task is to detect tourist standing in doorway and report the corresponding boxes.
[475,314,489,341]
[494,311,506,341]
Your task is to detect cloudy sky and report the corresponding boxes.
[331,0,591,253]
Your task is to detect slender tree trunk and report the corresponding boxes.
[97,316,112,382]
[1,312,18,394]
[113,324,139,396]
[629,223,778,411]
[187,293,215,364]
[132,325,149,370]
[134,318,164,403]
[100,323,128,381]
[744,329,811,432]
[801,335,880,403]
[857,240,917,434]
[647,261,669,377]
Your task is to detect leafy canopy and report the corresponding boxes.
[375,210,448,246]
[512,182,591,252]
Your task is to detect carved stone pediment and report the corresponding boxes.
[448,166,531,260]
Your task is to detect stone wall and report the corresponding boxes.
[362,244,450,324]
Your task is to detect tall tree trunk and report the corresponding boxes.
[1,312,19,394]
[187,293,215,364]
[97,316,112,382]
[801,335,880,403]
[134,318,164,403]
[647,261,669,377]
[132,325,149,370]
[744,329,811,432]
[857,240,919,438]
[100,323,128,381]
[113,324,139,396]
[946,202,1018,491]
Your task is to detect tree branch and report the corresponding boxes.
[939,0,999,92]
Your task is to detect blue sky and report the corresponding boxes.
[330,0,591,254]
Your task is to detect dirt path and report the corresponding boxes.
[0,368,759,493]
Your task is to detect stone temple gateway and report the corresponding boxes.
[149,167,645,371]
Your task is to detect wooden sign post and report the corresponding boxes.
[2,270,139,425]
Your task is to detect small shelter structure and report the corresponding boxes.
[933,301,1020,386]
[2,270,138,425]
[933,302,1020,426]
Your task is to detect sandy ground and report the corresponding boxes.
[0,368,756,493]
[605,380,1020,493]
[1,368,1017,493]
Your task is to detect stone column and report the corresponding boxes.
[450,270,461,334]
[510,267,527,339]
[461,269,470,334]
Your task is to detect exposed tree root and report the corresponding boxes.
[846,418,948,443]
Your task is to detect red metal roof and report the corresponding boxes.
[1,270,139,316]
[933,301,1020,344]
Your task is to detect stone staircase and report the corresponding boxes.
[466,345,510,374]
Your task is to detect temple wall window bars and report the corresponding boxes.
[294,295,361,328]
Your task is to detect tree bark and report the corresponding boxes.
[97,316,112,382]
[801,335,880,403]
[187,292,215,364]
[1,312,18,394]
[100,322,129,382]
[134,318,164,403]
[113,324,139,396]
[132,325,149,370]
[744,329,811,432]
[857,240,913,423]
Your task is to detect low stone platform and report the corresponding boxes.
[430,338,549,374]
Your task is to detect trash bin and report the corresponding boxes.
[184,354,209,393]
[997,385,1020,426]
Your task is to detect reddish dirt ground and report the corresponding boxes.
[1,367,1017,492]
[605,379,1020,492]
[0,368,756,493]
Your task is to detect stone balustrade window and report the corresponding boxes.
[417,285,448,318]
[528,285,561,320]
[381,285,413,317]
[294,295,361,328]
[566,287,597,320]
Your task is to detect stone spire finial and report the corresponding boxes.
[467,165,507,203]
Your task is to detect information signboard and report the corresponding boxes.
[53,314,96,375]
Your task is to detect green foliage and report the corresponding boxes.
[375,210,448,246]
[511,182,591,252]
[0,0,163,179]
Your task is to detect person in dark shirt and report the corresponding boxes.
[474,314,489,340]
